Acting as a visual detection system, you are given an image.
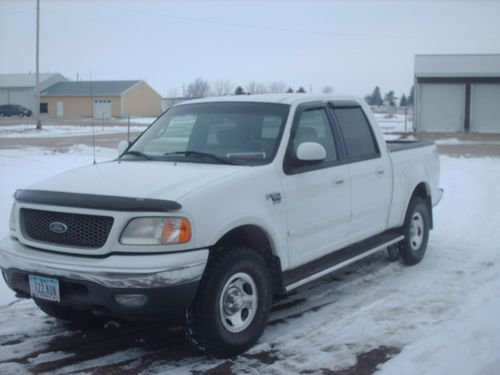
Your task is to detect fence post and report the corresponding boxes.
[404,107,408,132]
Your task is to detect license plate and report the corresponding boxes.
[29,275,60,302]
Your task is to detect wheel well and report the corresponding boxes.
[210,225,284,294]
[410,182,433,229]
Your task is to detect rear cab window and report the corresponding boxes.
[330,105,380,161]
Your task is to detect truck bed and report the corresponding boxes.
[386,140,435,153]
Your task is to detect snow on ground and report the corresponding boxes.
[378,156,500,375]
[0,124,147,138]
[118,117,157,125]
[374,113,412,133]
[433,138,500,145]
[0,145,499,374]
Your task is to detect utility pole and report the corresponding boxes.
[35,0,41,130]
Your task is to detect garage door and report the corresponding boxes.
[2,89,34,111]
[418,84,465,132]
[93,100,112,119]
[470,84,500,133]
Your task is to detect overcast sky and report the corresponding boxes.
[1,0,499,98]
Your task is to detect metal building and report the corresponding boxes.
[415,54,500,133]
[0,73,68,112]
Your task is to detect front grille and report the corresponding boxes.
[20,208,114,248]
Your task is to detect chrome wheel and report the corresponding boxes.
[219,272,258,333]
[409,212,424,250]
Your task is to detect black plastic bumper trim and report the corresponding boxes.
[2,268,199,320]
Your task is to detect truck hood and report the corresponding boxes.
[28,160,244,202]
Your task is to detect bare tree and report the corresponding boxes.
[166,88,179,98]
[246,81,268,94]
[185,78,211,98]
[267,81,287,94]
[212,80,234,96]
[321,86,335,94]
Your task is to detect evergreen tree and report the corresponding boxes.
[286,87,294,93]
[297,86,306,93]
[321,86,334,94]
[234,86,245,95]
[399,94,408,107]
[366,86,383,106]
[384,91,396,106]
[407,85,414,106]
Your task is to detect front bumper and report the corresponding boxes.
[0,236,208,319]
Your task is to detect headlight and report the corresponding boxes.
[120,217,191,245]
[9,202,16,232]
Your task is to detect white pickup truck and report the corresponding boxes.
[1,95,442,356]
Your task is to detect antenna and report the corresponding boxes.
[127,113,130,144]
[90,70,96,165]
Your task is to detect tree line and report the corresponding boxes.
[364,85,414,107]
[168,78,338,98]
[168,78,414,107]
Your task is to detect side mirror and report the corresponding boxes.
[117,140,129,157]
[296,142,326,162]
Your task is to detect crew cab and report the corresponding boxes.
[1,95,442,356]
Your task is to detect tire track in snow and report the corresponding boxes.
[0,253,396,374]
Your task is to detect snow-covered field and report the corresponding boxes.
[0,115,396,139]
[375,113,412,133]
[0,124,148,138]
[0,145,499,374]
[118,117,157,125]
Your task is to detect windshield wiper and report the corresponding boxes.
[163,151,233,165]
[121,150,153,160]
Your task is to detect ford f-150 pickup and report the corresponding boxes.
[1,94,442,356]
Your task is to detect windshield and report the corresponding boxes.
[124,102,290,165]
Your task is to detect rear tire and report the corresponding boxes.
[185,246,273,357]
[34,299,93,322]
[399,197,430,265]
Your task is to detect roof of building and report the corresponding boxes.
[0,73,66,88]
[175,94,363,106]
[415,54,500,78]
[41,80,141,97]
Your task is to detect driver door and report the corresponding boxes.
[281,103,351,268]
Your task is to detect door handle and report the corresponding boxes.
[375,168,385,177]
[333,179,345,186]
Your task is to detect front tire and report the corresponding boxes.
[185,246,273,357]
[399,197,430,265]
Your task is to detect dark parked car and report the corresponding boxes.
[0,104,32,117]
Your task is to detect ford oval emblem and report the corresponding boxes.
[49,221,68,234]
